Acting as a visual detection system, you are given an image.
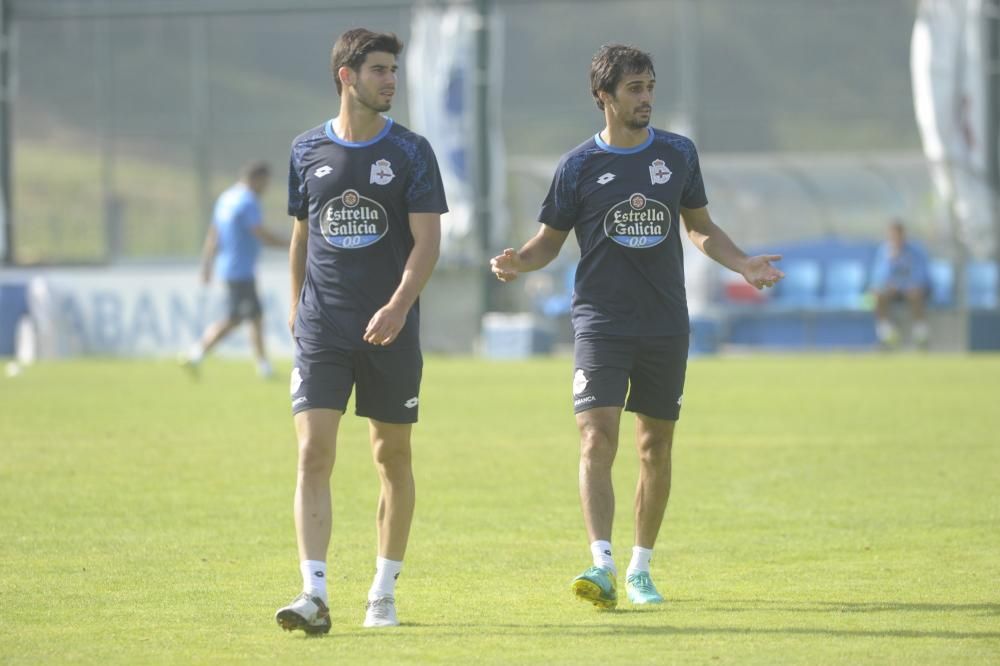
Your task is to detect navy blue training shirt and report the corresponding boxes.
[288,117,448,349]
[539,127,708,337]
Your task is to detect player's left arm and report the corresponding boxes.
[681,205,784,290]
[199,225,218,285]
[363,212,441,346]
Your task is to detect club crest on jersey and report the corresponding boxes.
[649,159,672,185]
[319,189,389,249]
[603,193,671,249]
[370,159,395,185]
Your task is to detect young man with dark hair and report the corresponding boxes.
[183,161,284,378]
[491,44,784,609]
[275,28,447,633]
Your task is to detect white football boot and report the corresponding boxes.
[275,593,331,635]
[363,596,399,627]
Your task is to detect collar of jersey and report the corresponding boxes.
[594,127,653,154]
[325,117,394,147]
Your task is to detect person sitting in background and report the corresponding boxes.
[870,219,931,348]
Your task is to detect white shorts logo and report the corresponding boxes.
[290,367,303,395]
[573,369,589,396]
[370,159,395,185]
[404,397,419,409]
[677,394,683,406]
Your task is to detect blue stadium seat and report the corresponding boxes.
[966,261,998,309]
[822,260,867,309]
[929,259,954,307]
[540,265,575,317]
[773,259,821,308]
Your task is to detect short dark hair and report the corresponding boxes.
[330,28,403,95]
[241,160,270,181]
[590,44,655,111]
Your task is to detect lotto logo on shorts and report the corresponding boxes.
[603,192,671,249]
[319,189,390,249]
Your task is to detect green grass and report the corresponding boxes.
[1,354,998,664]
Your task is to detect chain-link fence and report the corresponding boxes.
[8,0,922,264]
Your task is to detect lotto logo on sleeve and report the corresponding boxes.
[319,189,390,249]
[603,193,671,249]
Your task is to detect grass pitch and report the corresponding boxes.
[1,354,998,664]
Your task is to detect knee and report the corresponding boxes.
[372,438,412,474]
[298,436,336,477]
[579,423,618,467]
[637,434,672,467]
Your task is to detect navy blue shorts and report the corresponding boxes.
[572,333,688,421]
[226,279,262,321]
[290,337,422,424]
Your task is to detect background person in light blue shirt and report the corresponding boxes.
[183,161,286,377]
[870,219,932,348]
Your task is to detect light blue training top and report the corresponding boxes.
[213,183,262,281]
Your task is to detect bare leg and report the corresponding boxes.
[633,414,676,549]
[874,290,891,321]
[874,290,899,345]
[369,419,415,561]
[293,408,341,561]
[576,406,622,543]
[198,317,240,356]
[248,315,268,364]
[906,288,927,320]
[907,288,929,346]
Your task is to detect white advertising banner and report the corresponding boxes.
[407,4,508,262]
[30,261,293,358]
[912,0,994,258]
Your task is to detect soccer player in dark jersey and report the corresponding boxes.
[490,44,784,609]
[275,28,447,634]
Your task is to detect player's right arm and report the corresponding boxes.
[288,217,308,335]
[490,224,570,283]
[253,225,290,248]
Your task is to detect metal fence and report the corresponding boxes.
[5,0,923,265]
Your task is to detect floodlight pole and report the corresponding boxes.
[0,0,12,265]
[987,0,1000,267]
[475,0,494,312]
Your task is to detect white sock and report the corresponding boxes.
[876,319,897,343]
[300,560,328,602]
[368,557,402,601]
[188,344,204,364]
[627,546,654,575]
[912,320,929,344]
[257,359,273,377]
[590,540,616,574]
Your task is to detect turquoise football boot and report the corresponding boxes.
[571,566,618,609]
[626,571,664,604]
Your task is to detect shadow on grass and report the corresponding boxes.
[341,599,1000,641]
[387,623,1000,641]
[670,598,1000,617]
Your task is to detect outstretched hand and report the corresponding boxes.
[742,254,784,290]
[490,248,521,283]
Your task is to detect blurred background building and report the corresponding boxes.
[0,0,998,357]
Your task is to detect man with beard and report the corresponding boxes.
[276,28,447,633]
[490,44,784,609]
